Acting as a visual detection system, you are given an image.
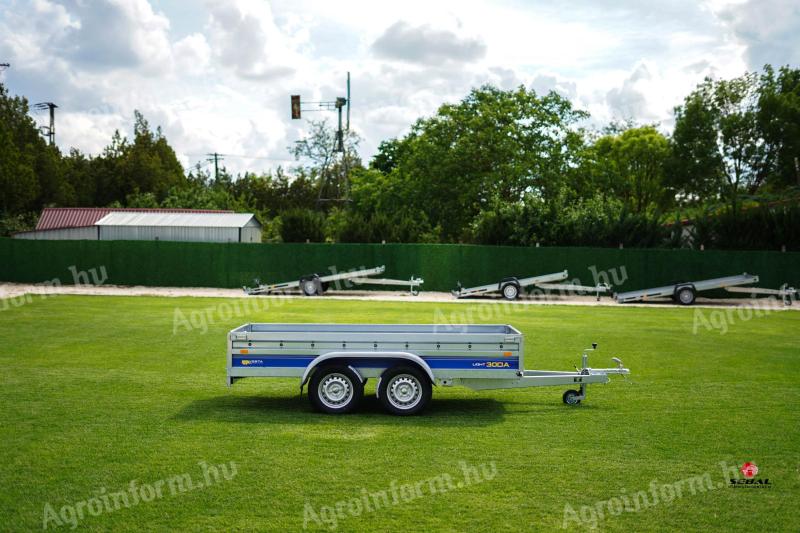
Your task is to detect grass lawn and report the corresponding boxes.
[0,294,798,531]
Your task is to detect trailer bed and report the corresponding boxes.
[615,273,759,304]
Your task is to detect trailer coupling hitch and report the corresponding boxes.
[610,357,631,382]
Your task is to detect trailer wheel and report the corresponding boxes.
[378,366,432,416]
[501,282,520,300]
[676,287,696,306]
[309,365,363,414]
[562,389,581,405]
[301,276,319,296]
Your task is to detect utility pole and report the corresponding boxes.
[34,102,58,145]
[206,152,224,180]
[0,63,9,71]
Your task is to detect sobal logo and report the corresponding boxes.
[730,461,771,488]
[740,462,758,479]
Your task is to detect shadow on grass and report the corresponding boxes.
[173,393,506,427]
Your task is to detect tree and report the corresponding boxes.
[370,138,406,174]
[671,72,772,210]
[289,120,361,205]
[757,65,800,191]
[120,111,185,201]
[589,126,671,213]
[370,85,588,241]
[0,83,42,213]
[279,208,326,242]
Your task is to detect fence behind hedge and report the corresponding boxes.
[0,238,797,294]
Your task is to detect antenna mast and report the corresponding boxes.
[34,102,58,145]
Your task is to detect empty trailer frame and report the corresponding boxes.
[244,265,424,296]
[615,273,760,305]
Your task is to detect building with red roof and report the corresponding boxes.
[12,207,261,243]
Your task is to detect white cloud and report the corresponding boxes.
[173,33,211,75]
[371,21,486,65]
[52,0,173,73]
[716,0,800,69]
[1,0,797,176]
[205,0,302,80]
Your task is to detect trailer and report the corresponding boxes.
[615,273,761,305]
[227,323,630,415]
[451,270,610,300]
[724,283,797,306]
[244,265,424,296]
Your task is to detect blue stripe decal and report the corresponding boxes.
[232,355,518,369]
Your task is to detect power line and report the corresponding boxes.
[221,154,296,161]
[187,153,294,162]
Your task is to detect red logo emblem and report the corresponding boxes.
[740,462,758,479]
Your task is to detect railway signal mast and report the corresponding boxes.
[290,72,352,203]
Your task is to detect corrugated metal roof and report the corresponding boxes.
[95,212,260,228]
[35,207,233,230]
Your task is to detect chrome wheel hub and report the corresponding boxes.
[318,373,353,408]
[387,374,422,410]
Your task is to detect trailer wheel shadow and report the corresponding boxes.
[173,394,506,427]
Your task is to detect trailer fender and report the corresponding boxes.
[498,277,521,300]
[300,351,435,389]
[299,274,322,296]
[673,283,696,305]
[498,277,520,291]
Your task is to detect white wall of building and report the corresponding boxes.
[12,227,98,240]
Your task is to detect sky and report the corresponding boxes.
[0,0,798,176]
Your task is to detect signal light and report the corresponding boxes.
[291,95,301,119]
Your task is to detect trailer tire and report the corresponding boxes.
[562,389,581,405]
[378,366,431,416]
[675,286,696,306]
[501,282,520,300]
[309,365,363,414]
[301,276,320,296]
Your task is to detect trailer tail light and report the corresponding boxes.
[240,349,249,354]
[503,351,512,357]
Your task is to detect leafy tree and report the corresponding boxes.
[757,65,800,191]
[62,149,97,207]
[230,168,317,217]
[0,83,42,213]
[671,71,774,210]
[370,85,588,241]
[279,208,326,242]
[370,138,406,174]
[120,111,185,201]
[589,126,671,213]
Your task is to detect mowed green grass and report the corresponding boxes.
[0,294,798,532]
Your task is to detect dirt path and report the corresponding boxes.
[0,282,795,311]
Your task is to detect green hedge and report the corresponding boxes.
[0,238,797,293]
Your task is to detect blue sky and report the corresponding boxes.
[0,0,797,175]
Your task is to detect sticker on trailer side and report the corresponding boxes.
[231,355,520,370]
